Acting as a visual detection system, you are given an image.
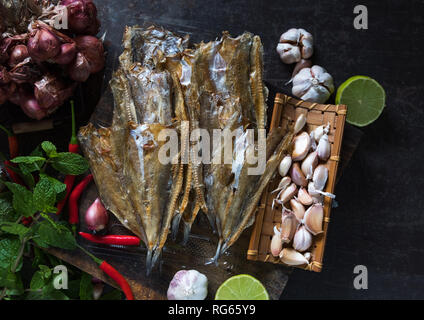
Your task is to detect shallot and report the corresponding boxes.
[27,27,61,62]
[85,197,109,231]
[167,270,208,300]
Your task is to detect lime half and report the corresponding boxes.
[215,274,269,300]
[335,76,386,127]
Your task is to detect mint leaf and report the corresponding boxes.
[51,152,89,175]
[0,222,30,238]
[4,182,36,217]
[39,174,66,195]
[41,141,58,158]
[36,221,76,250]
[0,238,23,272]
[79,272,93,300]
[17,163,35,190]
[0,198,18,223]
[11,156,46,165]
[30,271,46,290]
[33,177,56,212]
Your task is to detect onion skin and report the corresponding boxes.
[52,42,77,65]
[85,197,109,232]
[27,28,61,62]
[34,74,76,112]
[20,95,47,120]
[74,35,105,73]
[8,45,29,66]
[0,66,10,85]
[68,52,91,82]
[63,0,100,35]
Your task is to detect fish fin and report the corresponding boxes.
[171,212,182,241]
[146,249,153,276]
[182,221,193,246]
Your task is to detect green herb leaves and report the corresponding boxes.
[50,152,89,175]
[4,182,36,217]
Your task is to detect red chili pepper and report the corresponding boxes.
[78,245,134,300]
[56,100,79,215]
[99,261,134,300]
[0,124,18,159]
[3,160,25,186]
[79,232,141,246]
[68,174,93,227]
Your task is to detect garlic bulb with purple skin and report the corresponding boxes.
[292,65,334,103]
[167,270,208,300]
[276,28,313,64]
[85,197,109,231]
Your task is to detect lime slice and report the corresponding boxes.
[335,76,386,127]
[215,274,269,300]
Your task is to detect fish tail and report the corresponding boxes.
[146,249,153,276]
[182,221,192,246]
[212,239,223,265]
[171,212,182,241]
[151,248,162,270]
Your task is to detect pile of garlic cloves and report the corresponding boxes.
[270,114,335,266]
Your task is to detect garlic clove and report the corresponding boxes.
[312,165,328,191]
[290,198,305,220]
[317,134,331,161]
[271,176,291,194]
[289,162,308,187]
[294,114,307,134]
[297,187,313,206]
[280,210,299,243]
[292,132,311,161]
[270,226,282,257]
[303,203,324,235]
[311,194,324,204]
[279,182,297,203]
[279,248,309,266]
[293,225,313,252]
[303,252,312,261]
[313,123,330,142]
[278,155,292,177]
[301,151,318,179]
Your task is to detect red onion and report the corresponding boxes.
[52,42,77,65]
[85,197,109,231]
[8,45,29,66]
[9,63,41,84]
[27,27,61,62]
[34,74,76,112]
[62,0,100,35]
[0,66,10,85]
[20,95,47,120]
[68,52,91,82]
[74,35,104,73]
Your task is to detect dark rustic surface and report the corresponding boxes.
[1,0,423,299]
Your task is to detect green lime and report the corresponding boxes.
[215,274,269,300]
[335,76,386,127]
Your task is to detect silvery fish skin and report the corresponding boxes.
[79,26,187,274]
[175,32,269,260]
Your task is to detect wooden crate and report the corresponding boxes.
[247,93,347,272]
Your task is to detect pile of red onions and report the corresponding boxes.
[0,0,105,120]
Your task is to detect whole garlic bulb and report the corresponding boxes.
[167,270,208,300]
[276,28,313,64]
[292,65,334,103]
